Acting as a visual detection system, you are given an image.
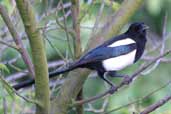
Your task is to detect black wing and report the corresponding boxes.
[78,43,137,65]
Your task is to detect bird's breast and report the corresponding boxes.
[102,50,136,71]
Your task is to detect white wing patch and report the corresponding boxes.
[108,38,135,47]
[102,50,136,71]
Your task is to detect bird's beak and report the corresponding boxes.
[142,24,149,30]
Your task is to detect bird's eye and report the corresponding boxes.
[135,26,141,31]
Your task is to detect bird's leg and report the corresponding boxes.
[107,71,125,78]
[107,71,132,85]
[98,71,117,94]
[102,75,117,94]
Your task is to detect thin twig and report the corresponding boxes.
[90,0,105,37]
[141,14,168,75]
[78,1,94,23]
[1,55,21,65]
[7,63,23,72]
[13,88,37,104]
[85,98,109,113]
[58,10,72,22]
[140,95,171,114]
[85,82,109,113]
[142,56,171,63]
[73,50,171,105]
[103,80,171,114]
[40,1,71,21]
[61,1,74,58]
[6,60,65,82]
[85,0,105,49]
[84,0,105,51]
[0,75,37,105]
[3,98,7,114]
[11,99,16,114]
[0,4,34,77]
[45,36,66,61]
[54,1,74,58]
[0,40,19,50]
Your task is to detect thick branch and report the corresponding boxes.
[51,69,90,114]
[71,0,82,58]
[15,0,50,114]
[51,0,144,114]
[71,0,83,114]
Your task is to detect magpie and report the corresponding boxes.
[13,22,148,91]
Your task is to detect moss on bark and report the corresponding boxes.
[15,0,50,114]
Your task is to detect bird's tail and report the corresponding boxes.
[13,61,81,90]
[49,62,79,78]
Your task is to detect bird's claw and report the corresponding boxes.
[122,75,132,85]
[109,85,117,94]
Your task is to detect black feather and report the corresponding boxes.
[13,22,148,90]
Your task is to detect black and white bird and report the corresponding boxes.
[13,22,148,90]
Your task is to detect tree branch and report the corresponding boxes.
[71,0,82,58]
[15,0,50,114]
[0,4,34,77]
[0,39,19,50]
[71,0,83,114]
[103,80,171,114]
[6,60,64,83]
[140,95,171,114]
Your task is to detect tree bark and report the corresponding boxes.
[15,0,50,114]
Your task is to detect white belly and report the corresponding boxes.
[102,50,136,71]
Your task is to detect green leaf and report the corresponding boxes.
[0,63,10,74]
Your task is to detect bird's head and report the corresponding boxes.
[126,22,149,36]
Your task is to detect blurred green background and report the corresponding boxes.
[0,0,171,114]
